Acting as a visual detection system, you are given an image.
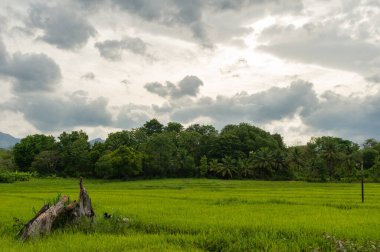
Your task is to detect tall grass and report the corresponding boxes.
[0,178,379,251]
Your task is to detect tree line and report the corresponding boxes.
[2,119,380,182]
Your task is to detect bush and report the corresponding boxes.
[0,172,15,183]
[0,171,33,183]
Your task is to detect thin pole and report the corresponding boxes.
[361,162,364,203]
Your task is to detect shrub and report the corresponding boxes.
[0,171,33,183]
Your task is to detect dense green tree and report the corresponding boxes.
[104,130,137,150]
[6,120,371,182]
[95,146,142,179]
[272,133,286,150]
[141,132,177,177]
[130,128,149,148]
[370,157,380,182]
[58,131,91,176]
[142,119,164,136]
[186,124,218,136]
[362,148,379,169]
[177,131,202,164]
[0,149,16,171]
[31,150,60,175]
[210,132,244,160]
[165,122,184,133]
[199,155,208,177]
[89,142,107,168]
[306,136,359,180]
[186,124,219,162]
[175,148,196,177]
[307,156,327,182]
[13,134,56,171]
[210,123,282,160]
[363,138,378,149]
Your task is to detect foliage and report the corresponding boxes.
[362,148,379,169]
[164,122,184,133]
[250,147,275,179]
[58,131,91,177]
[7,119,380,182]
[0,171,33,183]
[216,156,237,179]
[95,146,143,179]
[104,130,138,151]
[31,150,60,175]
[0,149,16,172]
[199,155,208,177]
[142,118,163,136]
[13,134,56,171]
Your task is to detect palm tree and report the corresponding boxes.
[273,150,289,177]
[208,159,221,176]
[250,147,275,179]
[341,144,360,179]
[273,150,287,171]
[216,156,238,179]
[236,158,254,178]
[288,147,303,171]
[320,139,340,180]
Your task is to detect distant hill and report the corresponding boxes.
[89,138,105,146]
[0,132,20,149]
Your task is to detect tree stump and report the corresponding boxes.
[19,178,95,241]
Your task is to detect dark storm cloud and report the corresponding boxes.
[0,39,61,93]
[144,75,203,99]
[5,53,61,93]
[175,76,203,98]
[166,78,380,142]
[28,4,97,50]
[171,80,317,124]
[94,37,148,61]
[77,0,302,47]
[10,91,112,131]
[144,82,170,97]
[207,0,302,12]
[258,20,380,81]
[300,90,380,141]
[111,0,207,44]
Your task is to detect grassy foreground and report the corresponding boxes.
[0,179,379,251]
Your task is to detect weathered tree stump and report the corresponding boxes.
[19,178,95,241]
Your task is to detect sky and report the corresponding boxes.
[0,0,379,145]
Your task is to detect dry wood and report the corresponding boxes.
[78,177,95,218]
[19,178,95,241]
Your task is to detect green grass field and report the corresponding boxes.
[0,179,379,251]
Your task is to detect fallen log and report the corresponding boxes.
[19,178,95,241]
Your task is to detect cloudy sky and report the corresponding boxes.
[0,0,379,145]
